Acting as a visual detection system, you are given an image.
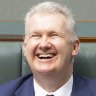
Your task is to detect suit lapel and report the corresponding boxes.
[15,75,35,96]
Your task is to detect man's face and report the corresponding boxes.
[24,13,79,76]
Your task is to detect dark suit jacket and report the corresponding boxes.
[0,74,96,96]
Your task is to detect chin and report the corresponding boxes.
[36,67,55,75]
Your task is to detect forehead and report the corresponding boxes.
[28,13,68,32]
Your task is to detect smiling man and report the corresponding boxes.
[0,1,96,96]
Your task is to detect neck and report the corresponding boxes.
[34,65,73,92]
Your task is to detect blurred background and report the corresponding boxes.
[0,0,96,36]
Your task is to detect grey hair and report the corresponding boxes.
[25,1,78,42]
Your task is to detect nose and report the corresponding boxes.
[38,38,52,52]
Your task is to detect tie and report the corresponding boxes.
[46,94,54,96]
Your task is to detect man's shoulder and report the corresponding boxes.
[73,74,96,95]
[0,74,32,96]
[74,74,96,85]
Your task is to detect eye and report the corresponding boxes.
[50,33,59,37]
[30,34,41,39]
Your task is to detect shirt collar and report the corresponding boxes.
[34,75,73,96]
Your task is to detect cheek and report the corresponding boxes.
[53,39,73,55]
[52,39,66,52]
[25,40,38,56]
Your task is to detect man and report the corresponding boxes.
[0,1,96,96]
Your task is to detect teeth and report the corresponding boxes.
[39,54,53,58]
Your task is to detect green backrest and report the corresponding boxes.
[0,42,22,84]
[74,43,96,79]
[0,42,96,84]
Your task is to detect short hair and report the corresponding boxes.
[25,1,78,42]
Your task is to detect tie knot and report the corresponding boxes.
[46,94,54,96]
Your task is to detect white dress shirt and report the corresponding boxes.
[34,75,73,96]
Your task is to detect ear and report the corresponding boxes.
[22,35,28,57]
[72,40,80,56]
[22,44,26,57]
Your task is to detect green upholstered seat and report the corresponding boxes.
[0,42,22,84]
[0,42,96,84]
[74,43,96,79]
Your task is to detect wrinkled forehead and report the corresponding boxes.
[28,12,68,33]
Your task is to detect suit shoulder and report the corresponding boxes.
[74,74,96,84]
[84,77,96,91]
[0,74,32,96]
[74,74,96,91]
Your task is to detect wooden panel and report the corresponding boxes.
[79,37,96,42]
[0,35,24,42]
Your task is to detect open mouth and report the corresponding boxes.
[36,53,57,59]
